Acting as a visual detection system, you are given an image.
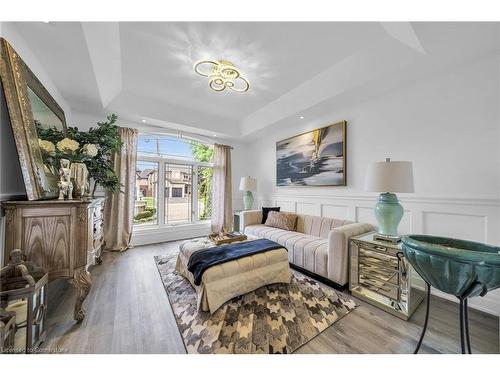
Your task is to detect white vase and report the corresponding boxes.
[70,162,89,199]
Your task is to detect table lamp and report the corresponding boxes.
[239,176,257,210]
[365,158,414,243]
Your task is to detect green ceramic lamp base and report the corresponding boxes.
[374,192,404,238]
[243,191,254,210]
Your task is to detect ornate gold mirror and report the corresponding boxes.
[0,38,67,200]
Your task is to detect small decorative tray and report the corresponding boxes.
[208,232,247,246]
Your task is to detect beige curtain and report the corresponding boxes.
[211,144,233,232]
[103,127,138,252]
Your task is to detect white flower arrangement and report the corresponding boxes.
[81,143,98,157]
[38,139,56,153]
[56,138,80,153]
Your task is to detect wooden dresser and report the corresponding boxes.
[2,198,105,322]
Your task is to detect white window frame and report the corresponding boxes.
[135,153,213,229]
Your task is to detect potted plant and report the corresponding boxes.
[36,114,123,198]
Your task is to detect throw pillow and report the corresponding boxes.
[261,206,280,224]
[265,211,298,231]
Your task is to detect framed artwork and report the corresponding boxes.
[0,38,68,200]
[276,120,346,187]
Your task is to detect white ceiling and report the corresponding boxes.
[3,22,500,140]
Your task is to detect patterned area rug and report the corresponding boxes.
[154,254,357,354]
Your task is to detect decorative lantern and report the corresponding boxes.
[0,249,48,353]
[0,309,16,353]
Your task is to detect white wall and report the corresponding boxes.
[246,54,500,316]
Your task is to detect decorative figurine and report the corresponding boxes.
[58,159,73,200]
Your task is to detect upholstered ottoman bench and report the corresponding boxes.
[176,235,291,314]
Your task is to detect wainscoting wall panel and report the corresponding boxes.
[256,192,500,316]
[422,211,487,243]
[296,202,320,216]
[275,200,295,212]
[321,204,349,220]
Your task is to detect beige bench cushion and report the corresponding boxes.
[176,236,291,313]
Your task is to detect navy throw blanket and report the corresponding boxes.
[187,238,284,286]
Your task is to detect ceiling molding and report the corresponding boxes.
[380,22,426,55]
[81,22,122,108]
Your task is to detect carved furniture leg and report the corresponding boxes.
[73,268,92,322]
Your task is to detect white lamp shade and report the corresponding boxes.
[365,160,414,193]
[239,176,257,191]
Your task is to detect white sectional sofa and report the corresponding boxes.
[240,210,374,288]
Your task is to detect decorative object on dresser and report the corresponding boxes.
[365,158,414,243]
[70,162,89,199]
[57,158,74,200]
[0,249,48,353]
[1,198,105,322]
[401,235,500,354]
[239,176,257,209]
[276,120,346,187]
[349,232,424,321]
[240,210,374,288]
[0,38,69,200]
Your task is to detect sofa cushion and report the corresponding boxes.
[296,215,353,238]
[265,211,298,231]
[261,206,280,224]
[244,224,328,278]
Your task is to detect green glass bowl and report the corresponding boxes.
[401,235,500,298]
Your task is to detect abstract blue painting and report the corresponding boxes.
[276,121,346,186]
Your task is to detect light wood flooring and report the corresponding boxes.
[42,241,499,354]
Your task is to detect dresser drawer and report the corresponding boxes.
[359,262,399,284]
[359,273,399,300]
[359,247,399,269]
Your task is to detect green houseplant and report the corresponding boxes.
[36,113,123,197]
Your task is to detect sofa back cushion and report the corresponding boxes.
[265,211,298,231]
[261,206,280,224]
[296,214,353,238]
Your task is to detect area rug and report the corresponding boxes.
[154,254,357,354]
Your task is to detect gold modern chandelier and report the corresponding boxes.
[193,60,250,93]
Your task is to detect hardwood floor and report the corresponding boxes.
[42,240,499,354]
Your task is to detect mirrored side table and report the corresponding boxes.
[349,232,424,320]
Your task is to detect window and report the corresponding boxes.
[134,133,213,227]
[134,161,158,225]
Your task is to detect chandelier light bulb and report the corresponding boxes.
[194,60,249,93]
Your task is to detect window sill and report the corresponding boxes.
[131,221,211,246]
[133,220,210,232]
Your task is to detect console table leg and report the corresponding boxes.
[464,298,472,354]
[414,282,431,354]
[73,268,92,322]
[459,297,466,354]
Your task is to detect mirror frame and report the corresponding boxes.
[0,38,68,200]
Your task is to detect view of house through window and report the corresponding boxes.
[165,164,192,224]
[134,133,213,227]
[134,161,158,225]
